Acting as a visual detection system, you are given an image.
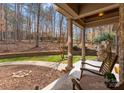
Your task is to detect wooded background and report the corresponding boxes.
[0,3,116,53]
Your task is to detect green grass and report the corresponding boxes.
[0,55,97,63]
[0,55,62,63]
[85,56,97,60]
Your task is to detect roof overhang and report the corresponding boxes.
[55,3,119,28]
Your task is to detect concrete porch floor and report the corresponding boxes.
[43,60,119,90]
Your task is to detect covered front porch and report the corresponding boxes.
[50,3,124,89]
[42,59,119,90]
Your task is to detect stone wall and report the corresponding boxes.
[119,4,124,83]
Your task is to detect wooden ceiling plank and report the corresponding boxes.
[85,16,119,27]
[76,4,119,19]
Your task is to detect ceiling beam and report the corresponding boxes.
[76,4,119,19]
[54,5,72,18]
[66,3,79,14]
[85,16,119,27]
[55,4,78,18]
[74,19,85,29]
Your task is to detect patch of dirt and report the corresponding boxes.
[0,65,63,90]
[0,41,60,53]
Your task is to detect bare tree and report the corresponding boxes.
[35,4,41,47]
[59,14,64,43]
[28,4,32,43]
[0,4,5,41]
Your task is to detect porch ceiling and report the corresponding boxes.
[55,3,119,28]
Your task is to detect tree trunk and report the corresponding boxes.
[29,4,32,43]
[4,4,9,51]
[0,4,5,41]
[35,4,40,47]
[16,4,21,41]
[92,27,95,45]
[59,15,64,43]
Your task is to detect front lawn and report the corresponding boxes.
[0,55,97,63]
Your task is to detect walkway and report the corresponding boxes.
[0,61,67,71]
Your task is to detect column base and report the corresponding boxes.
[65,65,73,72]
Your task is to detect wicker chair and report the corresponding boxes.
[72,54,118,90]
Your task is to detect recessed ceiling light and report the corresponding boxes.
[99,12,104,17]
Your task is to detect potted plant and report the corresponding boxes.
[104,72,117,88]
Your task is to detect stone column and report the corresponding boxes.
[65,18,73,71]
[119,4,124,83]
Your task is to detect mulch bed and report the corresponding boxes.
[0,65,63,90]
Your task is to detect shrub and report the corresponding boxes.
[73,45,80,51]
[94,32,115,44]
